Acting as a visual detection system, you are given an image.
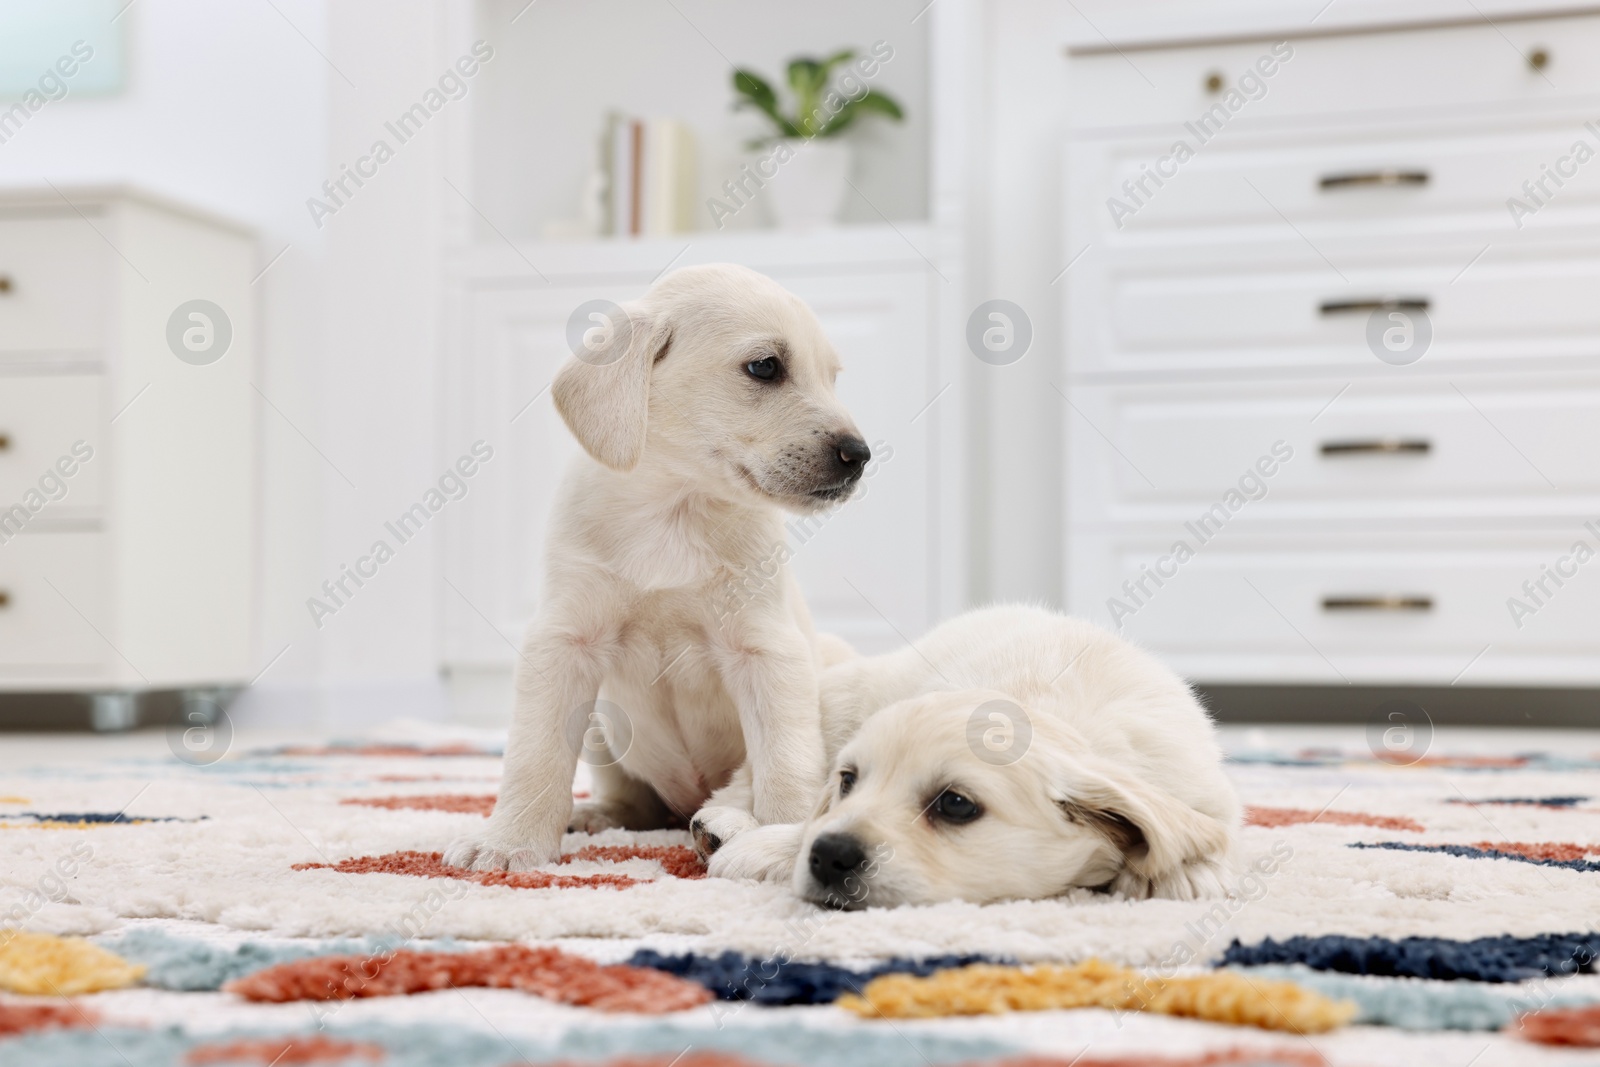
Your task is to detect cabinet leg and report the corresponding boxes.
[179,689,222,725]
[90,692,138,732]
[170,688,236,765]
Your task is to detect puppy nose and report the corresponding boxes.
[808,832,867,889]
[833,435,871,477]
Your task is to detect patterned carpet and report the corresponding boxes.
[3,723,1600,1066]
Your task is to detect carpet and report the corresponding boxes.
[3,724,1600,1066]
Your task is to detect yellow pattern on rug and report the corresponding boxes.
[836,958,1357,1034]
[0,930,146,995]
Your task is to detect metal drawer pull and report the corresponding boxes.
[0,433,9,451]
[0,275,11,293]
[1320,297,1430,315]
[1320,438,1431,456]
[1319,170,1429,190]
[1322,595,1433,612]
[0,590,9,608]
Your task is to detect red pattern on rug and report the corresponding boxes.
[0,1001,96,1036]
[1392,755,1528,769]
[293,850,640,889]
[342,794,498,815]
[1514,1004,1600,1046]
[186,1035,385,1064]
[1470,841,1599,863]
[225,944,711,1013]
[561,844,706,879]
[1066,1051,1325,1067]
[1245,807,1424,833]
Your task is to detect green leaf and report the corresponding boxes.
[786,57,825,98]
[733,69,778,112]
[733,69,800,138]
[815,90,905,138]
[851,90,904,120]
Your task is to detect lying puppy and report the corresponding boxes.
[706,605,1240,906]
[446,264,869,872]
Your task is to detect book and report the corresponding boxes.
[602,113,696,237]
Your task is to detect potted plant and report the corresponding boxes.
[732,49,905,228]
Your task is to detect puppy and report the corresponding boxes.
[445,264,869,872]
[707,605,1241,906]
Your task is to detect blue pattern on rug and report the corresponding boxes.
[627,949,1007,1005]
[1349,841,1600,874]
[1232,964,1600,1030]
[1446,796,1589,808]
[4,1021,1014,1067]
[1223,932,1600,982]
[1,812,204,824]
[94,928,470,991]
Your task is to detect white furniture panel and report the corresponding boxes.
[1063,11,1600,685]
[0,215,109,357]
[0,532,108,676]
[1071,529,1600,684]
[0,376,104,512]
[1070,374,1600,524]
[1067,13,1600,131]
[0,188,256,702]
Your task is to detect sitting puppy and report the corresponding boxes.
[706,605,1240,906]
[446,264,869,872]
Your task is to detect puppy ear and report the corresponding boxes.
[551,304,671,471]
[1050,757,1232,897]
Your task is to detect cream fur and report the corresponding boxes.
[707,605,1242,905]
[445,264,867,872]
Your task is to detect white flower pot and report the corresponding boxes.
[766,138,851,229]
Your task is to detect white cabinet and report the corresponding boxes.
[0,188,256,723]
[441,227,956,674]
[1063,11,1600,685]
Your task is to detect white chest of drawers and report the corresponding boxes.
[1063,11,1600,686]
[0,188,256,726]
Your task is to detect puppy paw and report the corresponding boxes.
[689,805,760,861]
[706,824,803,883]
[442,834,556,873]
[567,801,626,834]
[1123,854,1238,901]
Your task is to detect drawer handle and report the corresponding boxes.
[1320,297,1429,315]
[0,433,9,451]
[0,590,9,608]
[0,275,11,294]
[1322,595,1433,612]
[1320,438,1431,456]
[1319,170,1429,190]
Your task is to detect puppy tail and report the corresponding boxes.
[815,632,859,669]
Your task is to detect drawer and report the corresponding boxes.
[1070,238,1600,375]
[1067,14,1600,132]
[0,376,104,510]
[1068,529,1600,683]
[1071,117,1600,241]
[0,215,110,354]
[0,531,108,673]
[1069,375,1600,522]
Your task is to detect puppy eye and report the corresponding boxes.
[839,769,857,797]
[932,790,981,824]
[745,357,782,382]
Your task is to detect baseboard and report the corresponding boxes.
[1195,683,1600,728]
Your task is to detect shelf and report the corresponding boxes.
[445,222,941,284]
